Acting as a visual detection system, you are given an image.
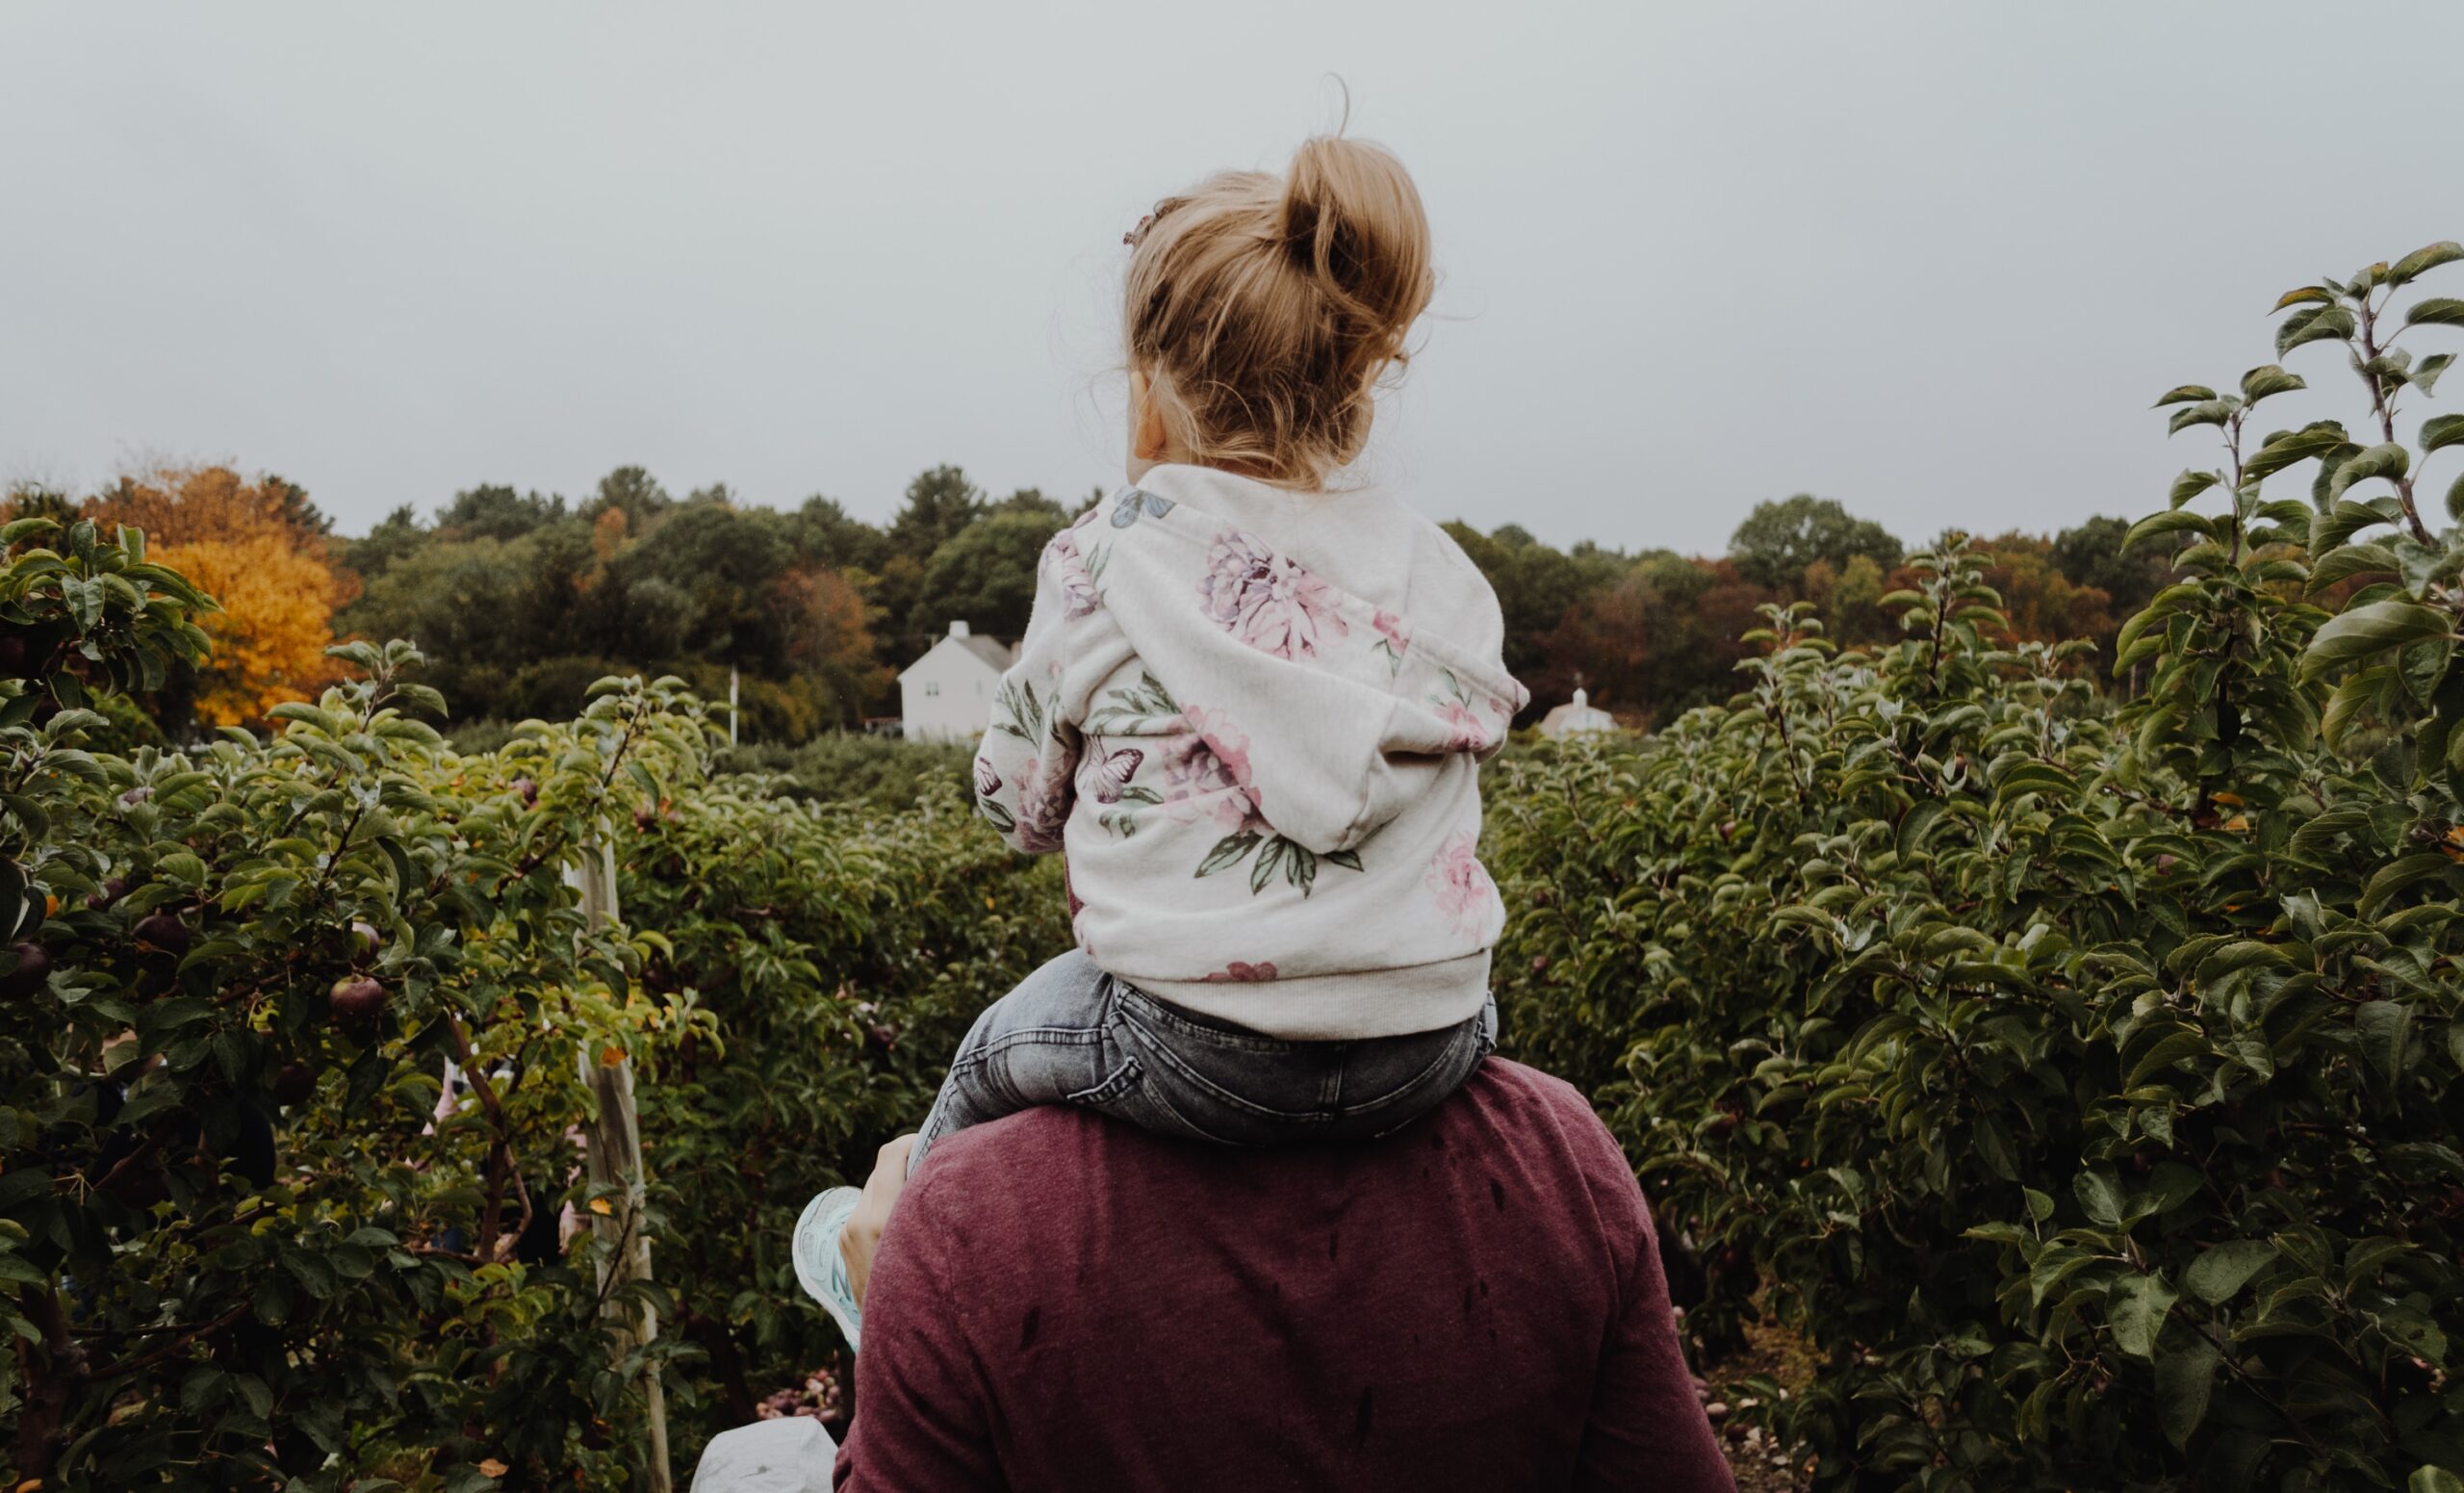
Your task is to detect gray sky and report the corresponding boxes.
[5,2,2461,554]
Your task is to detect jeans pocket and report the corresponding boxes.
[1064,1053,1143,1107]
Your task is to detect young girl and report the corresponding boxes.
[795,131,1526,1348]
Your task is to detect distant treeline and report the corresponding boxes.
[6,464,2175,740]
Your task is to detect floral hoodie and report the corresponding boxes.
[972,463,1527,1040]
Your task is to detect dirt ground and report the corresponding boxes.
[1692,1316,1820,1492]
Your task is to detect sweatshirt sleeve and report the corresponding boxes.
[971,523,1113,855]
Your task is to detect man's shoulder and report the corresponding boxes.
[1468,1055,1598,1118]
[911,1057,1614,1190]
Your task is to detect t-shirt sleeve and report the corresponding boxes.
[832,1182,1006,1493]
[1566,1108,1737,1493]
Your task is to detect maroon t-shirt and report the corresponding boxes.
[834,1060,1733,1493]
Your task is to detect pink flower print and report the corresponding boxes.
[1372,608,1411,677]
[1436,701,1491,754]
[1197,528,1348,660]
[1013,755,1073,853]
[1373,609,1410,654]
[1201,961,1279,984]
[1047,529,1102,619]
[1424,831,1495,936]
[974,757,1002,799]
[1161,704,1264,832]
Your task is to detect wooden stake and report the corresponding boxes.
[571,833,671,1490]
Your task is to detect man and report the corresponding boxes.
[824,1058,1732,1492]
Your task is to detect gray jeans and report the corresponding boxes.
[910,949,1497,1171]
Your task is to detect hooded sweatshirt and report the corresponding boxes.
[970,462,1527,1040]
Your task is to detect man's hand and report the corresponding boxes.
[843,1133,918,1306]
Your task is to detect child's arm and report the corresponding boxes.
[971,524,1115,854]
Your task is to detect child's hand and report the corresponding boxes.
[842,1133,918,1305]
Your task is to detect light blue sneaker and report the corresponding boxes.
[791,1186,865,1351]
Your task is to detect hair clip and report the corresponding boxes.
[1122,213,1155,247]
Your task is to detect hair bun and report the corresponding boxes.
[1279,136,1433,351]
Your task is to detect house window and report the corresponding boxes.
[925,682,940,698]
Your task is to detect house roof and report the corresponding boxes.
[957,634,1015,671]
[897,631,1016,680]
[1538,700,1616,735]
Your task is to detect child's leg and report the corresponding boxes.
[908,947,1118,1171]
[794,947,1116,1349]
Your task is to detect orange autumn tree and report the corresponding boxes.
[85,465,349,726]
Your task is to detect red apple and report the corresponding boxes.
[133,912,192,954]
[270,1061,318,1107]
[329,976,388,1030]
[1,940,48,998]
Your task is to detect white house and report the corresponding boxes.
[898,621,1015,742]
[1537,687,1617,740]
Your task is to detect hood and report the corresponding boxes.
[1074,467,1527,856]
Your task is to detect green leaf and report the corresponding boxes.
[2327,442,2410,504]
[2184,1239,2274,1302]
[2423,413,2464,454]
[2075,1169,2125,1229]
[2312,496,2403,552]
[2412,1468,2464,1493]
[2167,399,2235,435]
[2323,668,2395,752]
[2360,853,2453,916]
[2124,510,2216,552]
[2418,352,2454,395]
[2107,1271,2177,1359]
[2390,241,2464,285]
[2240,364,2305,402]
[2152,384,2218,406]
[2169,470,2220,509]
[2157,1333,2220,1449]
[1193,832,1260,878]
[2357,1000,2413,1089]
[1247,837,1289,894]
[2279,303,2356,355]
[1896,799,1946,859]
[2306,543,2399,593]
[2405,296,2464,329]
[2300,601,2454,682]
[2396,533,2464,594]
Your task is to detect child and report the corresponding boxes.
[794,130,1526,1348]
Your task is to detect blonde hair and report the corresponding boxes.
[1125,134,1433,489]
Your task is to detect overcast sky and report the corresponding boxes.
[5,2,2460,553]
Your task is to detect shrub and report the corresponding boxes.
[0,516,1066,1484]
[619,777,1064,1443]
[1487,244,2464,1490]
[710,732,975,811]
[0,521,708,1484]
